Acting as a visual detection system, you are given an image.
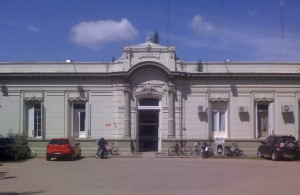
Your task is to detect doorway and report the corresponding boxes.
[73,104,86,138]
[138,110,159,152]
[257,104,269,138]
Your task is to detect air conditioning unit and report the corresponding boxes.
[198,106,207,112]
[281,105,293,112]
[238,106,248,113]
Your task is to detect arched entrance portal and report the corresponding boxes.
[137,98,160,152]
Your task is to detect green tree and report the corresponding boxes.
[153,30,160,44]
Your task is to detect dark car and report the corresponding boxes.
[0,137,31,160]
[46,138,81,161]
[257,135,299,161]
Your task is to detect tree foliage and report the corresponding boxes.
[153,30,159,44]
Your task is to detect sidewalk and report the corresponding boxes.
[108,151,257,159]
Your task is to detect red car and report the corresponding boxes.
[46,138,81,161]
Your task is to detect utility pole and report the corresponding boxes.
[280,0,285,62]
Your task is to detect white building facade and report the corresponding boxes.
[1,38,300,156]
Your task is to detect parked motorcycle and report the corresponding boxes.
[192,142,203,156]
[97,146,108,159]
[224,143,245,157]
[97,143,118,159]
[201,142,214,158]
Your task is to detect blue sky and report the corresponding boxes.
[1,0,299,62]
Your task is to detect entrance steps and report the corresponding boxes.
[137,152,168,158]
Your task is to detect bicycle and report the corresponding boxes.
[168,141,192,156]
[106,142,119,155]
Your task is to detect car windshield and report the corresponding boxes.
[0,138,14,145]
[278,137,295,142]
[49,139,69,145]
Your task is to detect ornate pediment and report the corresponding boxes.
[120,37,176,68]
[133,83,166,98]
[209,93,229,102]
[143,83,155,92]
[24,92,43,102]
[69,92,88,102]
[254,92,274,102]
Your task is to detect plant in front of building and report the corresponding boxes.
[197,60,203,72]
[152,30,160,44]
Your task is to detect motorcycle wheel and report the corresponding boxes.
[224,149,230,157]
[100,150,106,159]
[202,152,208,158]
[239,151,245,158]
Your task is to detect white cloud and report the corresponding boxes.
[191,15,214,34]
[4,20,16,26]
[249,33,300,62]
[70,18,138,49]
[26,23,41,32]
[248,11,258,18]
[221,26,300,62]
[176,19,300,62]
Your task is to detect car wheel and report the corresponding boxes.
[46,155,51,161]
[26,150,31,159]
[257,150,264,158]
[271,151,279,161]
[292,155,298,161]
[69,153,74,161]
[13,152,18,161]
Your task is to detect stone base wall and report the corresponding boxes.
[27,138,269,158]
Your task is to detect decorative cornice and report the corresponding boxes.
[209,93,229,102]
[254,93,274,102]
[168,46,176,59]
[210,97,229,102]
[142,83,157,94]
[167,84,175,94]
[24,96,43,102]
[69,97,88,102]
[123,84,131,94]
[254,97,273,102]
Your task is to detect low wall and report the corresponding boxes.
[28,138,264,158]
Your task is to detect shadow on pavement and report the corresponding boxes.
[46,156,85,162]
[0,190,45,195]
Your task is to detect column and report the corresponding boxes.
[168,84,175,138]
[20,91,24,136]
[123,84,131,138]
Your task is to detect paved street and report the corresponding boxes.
[0,157,299,195]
